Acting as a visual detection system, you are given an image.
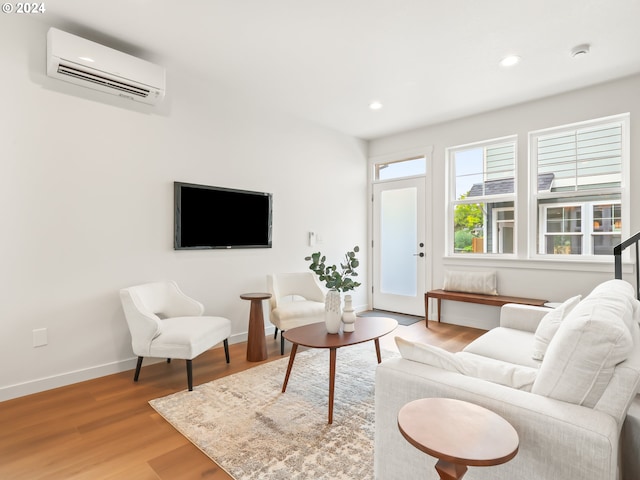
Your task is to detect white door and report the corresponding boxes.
[372,177,426,316]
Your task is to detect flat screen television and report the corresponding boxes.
[174,182,272,249]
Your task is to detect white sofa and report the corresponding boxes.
[375,279,640,480]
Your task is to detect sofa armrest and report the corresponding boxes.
[499,303,551,333]
[375,357,619,480]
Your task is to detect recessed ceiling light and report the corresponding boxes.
[571,44,590,58]
[499,55,521,67]
[369,101,383,111]
[78,56,95,62]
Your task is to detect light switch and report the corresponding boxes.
[33,328,48,347]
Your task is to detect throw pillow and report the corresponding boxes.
[442,270,498,295]
[531,291,635,407]
[456,352,538,391]
[531,295,581,361]
[395,337,463,372]
[396,337,538,391]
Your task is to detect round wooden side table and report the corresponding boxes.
[397,398,519,480]
[240,293,271,362]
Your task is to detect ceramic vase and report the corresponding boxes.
[341,294,356,332]
[324,289,342,334]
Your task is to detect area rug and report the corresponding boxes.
[149,343,398,479]
[358,309,423,326]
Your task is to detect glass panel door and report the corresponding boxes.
[373,177,426,316]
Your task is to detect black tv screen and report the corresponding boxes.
[174,182,272,249]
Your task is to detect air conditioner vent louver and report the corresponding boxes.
[57,64,151,98]
[46,28,165,105]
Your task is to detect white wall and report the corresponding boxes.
[369,74,640,330]
[0,18,368,400]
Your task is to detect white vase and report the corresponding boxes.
[341,294,356,332]
[324,289,342,334]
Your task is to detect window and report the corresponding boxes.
[531,114,628,257]
[447,137,516,255]
[374,156,426,181]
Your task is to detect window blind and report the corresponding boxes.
[537,122,622,192]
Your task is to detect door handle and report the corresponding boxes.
[413,252,425,257]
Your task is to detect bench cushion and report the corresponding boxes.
[443,270,498,295]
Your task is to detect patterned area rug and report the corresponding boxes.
[149,343,398,479]
[358,309,423,326]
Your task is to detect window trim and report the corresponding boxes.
[446,134,518,257]
[370,146,432,183]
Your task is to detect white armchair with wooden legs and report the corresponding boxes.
[119,281,231,391]
[267,272,326,354]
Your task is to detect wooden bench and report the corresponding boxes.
[424,289,548,327]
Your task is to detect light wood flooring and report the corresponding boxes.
[0,319,485,480]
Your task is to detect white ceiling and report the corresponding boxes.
[37,0,640,139]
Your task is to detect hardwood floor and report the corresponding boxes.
[0,319,484,480]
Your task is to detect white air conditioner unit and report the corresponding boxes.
[46,28,165,105]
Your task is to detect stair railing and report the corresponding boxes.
[614,231,640,299]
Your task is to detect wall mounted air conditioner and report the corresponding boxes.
[46,28,165,105]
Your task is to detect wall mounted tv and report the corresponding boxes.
[174,182,273,249]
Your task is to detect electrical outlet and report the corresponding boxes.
[33,328,48,347]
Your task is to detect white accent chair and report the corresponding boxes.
[267,272,326,354]
[119,281,231,391]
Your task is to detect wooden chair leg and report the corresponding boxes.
[134,356,143,382]
[274,327,279,339]
[167,358,171,363]
[223,339,230,363]
[280,334,285,355]
[186,359,193,391]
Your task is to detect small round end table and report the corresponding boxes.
[397,398,519,480]
[240,292,271,362]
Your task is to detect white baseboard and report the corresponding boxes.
[0,357,141,402]
[0,329,270,403]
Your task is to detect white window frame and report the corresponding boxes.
[492,207,515,254]
[373,154,427,181]
[446,135,517,257]
[538,199,622,256]
[528,113,630,261]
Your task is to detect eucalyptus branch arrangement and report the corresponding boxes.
[305,246,361,292]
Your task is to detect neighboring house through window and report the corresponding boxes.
[530,114,628,257]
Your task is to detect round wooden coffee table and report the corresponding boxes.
[397,398,519,480]
[282,316,397,424]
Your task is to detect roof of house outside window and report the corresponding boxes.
[467,173,554,197]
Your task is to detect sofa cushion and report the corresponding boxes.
[395,337,537,391]
[588,279,639,334]
[443,270,498,295]
[532,288,635,407]
[272,300,324,320]
[271,300,325,331]
[532,295,581,361]
[463,327,541,368]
